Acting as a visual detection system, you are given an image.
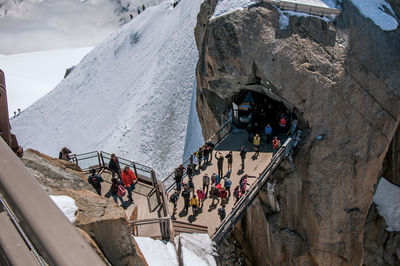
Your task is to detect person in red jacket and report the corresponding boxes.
[121,166,137,202]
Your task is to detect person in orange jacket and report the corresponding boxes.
[121,166,137,202]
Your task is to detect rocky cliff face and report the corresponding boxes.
[22,149,147,266]
[195,1,400,265]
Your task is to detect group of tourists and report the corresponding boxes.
[170,141,254,221]
[86,153,138,209]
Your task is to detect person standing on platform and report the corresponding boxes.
[109,153,121,179]
[88,169,104,196]
[240,146,247,170]
[121,166,137,202]
[215,151,224,178]
[225,151,233,173]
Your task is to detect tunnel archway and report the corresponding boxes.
[230,85,298,147]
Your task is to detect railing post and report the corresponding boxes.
[99,152,105,169]
[133,162,138,181]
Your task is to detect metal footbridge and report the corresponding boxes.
[161,115,294,247]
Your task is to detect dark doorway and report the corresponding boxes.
[231,89,297,144]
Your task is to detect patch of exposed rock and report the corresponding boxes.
[195,0,400,265]
[22,149,93,193]
[22,149,147,266]
[363,203,400,265]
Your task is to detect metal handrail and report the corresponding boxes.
[0,138,105,265]
[212,138,292,246]
[162,117,232,193]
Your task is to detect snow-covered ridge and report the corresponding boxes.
[1,47,93,114]
[0,0,168,54]
[350,0,398,31]
[211,0,260,19]
[11,0,204,179]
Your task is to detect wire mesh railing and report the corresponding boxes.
[212,138,293,246]
[162,116,232,193]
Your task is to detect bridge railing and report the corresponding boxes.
[162,116,232,193]
[71,151,154,186]
[129,217,172,240]
[212,138,293,246]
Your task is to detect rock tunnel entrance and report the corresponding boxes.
[230,86,298,146]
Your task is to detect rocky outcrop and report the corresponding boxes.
[62,189,147,266]
[195,1,400,265]
[363,203,400,265]
[382,124,400,186]
[22,149,93,193]
[22,149,147,266]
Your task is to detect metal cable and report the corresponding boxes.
[0,194,47,266]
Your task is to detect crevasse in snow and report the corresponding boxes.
[11,0,204,179]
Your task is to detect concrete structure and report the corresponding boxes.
[264,0,340,16]
[0,69,19,151]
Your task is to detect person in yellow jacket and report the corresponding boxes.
[190,194,199,215]
[253,133,261,159]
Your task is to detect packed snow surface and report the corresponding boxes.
[11,0,204,179]
[0,0,167,54]
[0,47,93,114]
[177,233,217,266]
[49,195,78,223]
[373,177,400,231]
[350,0,398,31]
[212,0,259,19]
[134,237,178,265]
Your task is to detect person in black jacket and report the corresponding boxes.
[225,151,233,173]
[174,168,183,191]
[88,169,104,195]
[206,139,215,163]
[240,146,247,170]
[181,185,191,212]
[108,153,121,179]
[215,152,224,179]
[110,178,124,207]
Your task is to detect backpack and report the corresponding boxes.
[225,179,232,188]
[90,176,100,188]
[117,185,126,197]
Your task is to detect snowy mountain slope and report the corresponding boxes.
[0,0,168,54]
[11,0,204,179]
[0,47,93,114]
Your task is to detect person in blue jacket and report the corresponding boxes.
[88,169,104,195]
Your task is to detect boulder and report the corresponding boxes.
[22,149,148,266]
[22,149,93,193]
